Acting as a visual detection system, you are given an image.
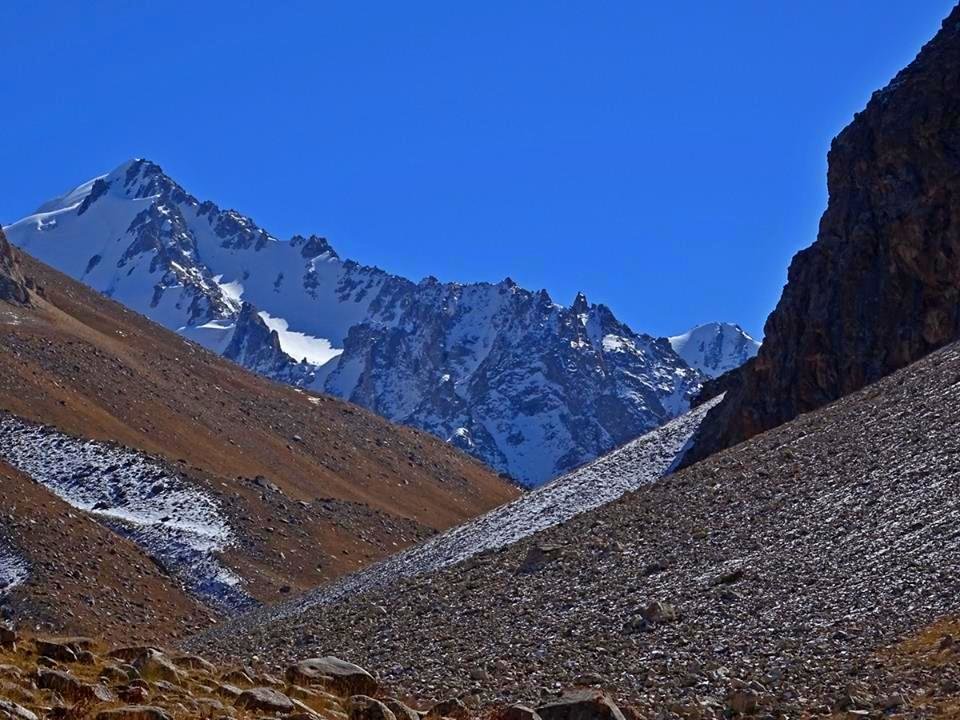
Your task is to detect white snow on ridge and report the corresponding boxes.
[0,415,253,611]
[0,542,27,595]
[257,311,343,365]
[669,322,760,379]
[269,395,723,620]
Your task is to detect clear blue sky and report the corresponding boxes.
[1,2,954,339]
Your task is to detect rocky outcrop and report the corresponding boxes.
[0,229,29,305]
[687,5,960,462]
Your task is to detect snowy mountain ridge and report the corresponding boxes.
[669,321,760,378]
[6,159,743,485]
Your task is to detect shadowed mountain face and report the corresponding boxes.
[0,229,28,305]
[688,4,960,462]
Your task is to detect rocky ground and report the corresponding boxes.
[217,396,722,629]
[0,626,643,720]
[191,339,960,717]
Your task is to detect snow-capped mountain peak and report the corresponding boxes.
[5,159,752,486]
[669,322,760,379]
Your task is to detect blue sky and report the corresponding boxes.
[1,2,953,339]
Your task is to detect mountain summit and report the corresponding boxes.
[668,322,759,378]
[5,160,723,485]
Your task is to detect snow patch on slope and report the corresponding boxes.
[0,542,27,595]
[269,395,723,620]
[0,415,253,612]
[257,311,343,365]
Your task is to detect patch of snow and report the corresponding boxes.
[0,541,27,595]
[213,275,245,309]
[271,395,723,619]
[0,415,253,612]
[257,311,343,365]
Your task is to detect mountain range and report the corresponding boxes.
[4,167,755,485]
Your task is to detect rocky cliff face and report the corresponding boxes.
[0,229,29,304]
[688,5,960,462]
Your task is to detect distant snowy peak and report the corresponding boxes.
[4,158,723,486]
[669,322,760,379]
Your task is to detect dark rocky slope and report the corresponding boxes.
[0,229,29,305]
[688,4,960,462]
[190,335,960,716]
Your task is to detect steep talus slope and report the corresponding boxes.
[688,5,960,461]
[5,163,707,486]
[192,339,960,714]
[188,395,723,640]
[0,247,517,639]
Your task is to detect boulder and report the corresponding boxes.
[37,669,114,704]
[0,625,18,649]
[426,698,470,720]
[639,600,677,624]
[34,637,95,663]
[348,696,397,720]
[235,686,295,714]
[108,647,162,663]
[536,692,627,720]
[499,706,542,720]
[133,651,181,684]
[216,683,242,700]
[220,669,254,687]
[0,700,37,720]
[171,654,216,673]
[285,657,377,697]
[519,544,564,573]
[95,707,172,720]
[119,685,150,704]
[383,698,421,720]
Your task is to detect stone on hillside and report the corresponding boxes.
[133,650,181,684]
[285,657,378,697]
[216,683,242,700]
[235,686,295,714]
[383,698,421,720]
[640,600,677,624]
[108,647,162,663]
[348,696,397,720]
[727,689,759,715]
[119,685,150,704]
[37,669,114,703]
[220,669,255,687]
[34,637,94,663]
[95,707,173,720]
[519,544,565,574]
[499,705,542,720]
[0,625,18,649]
[0,699,38,720]
[426,698,470,720]
[100,665,131,683]
[536,691,627,720]
[171,654,216,673]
